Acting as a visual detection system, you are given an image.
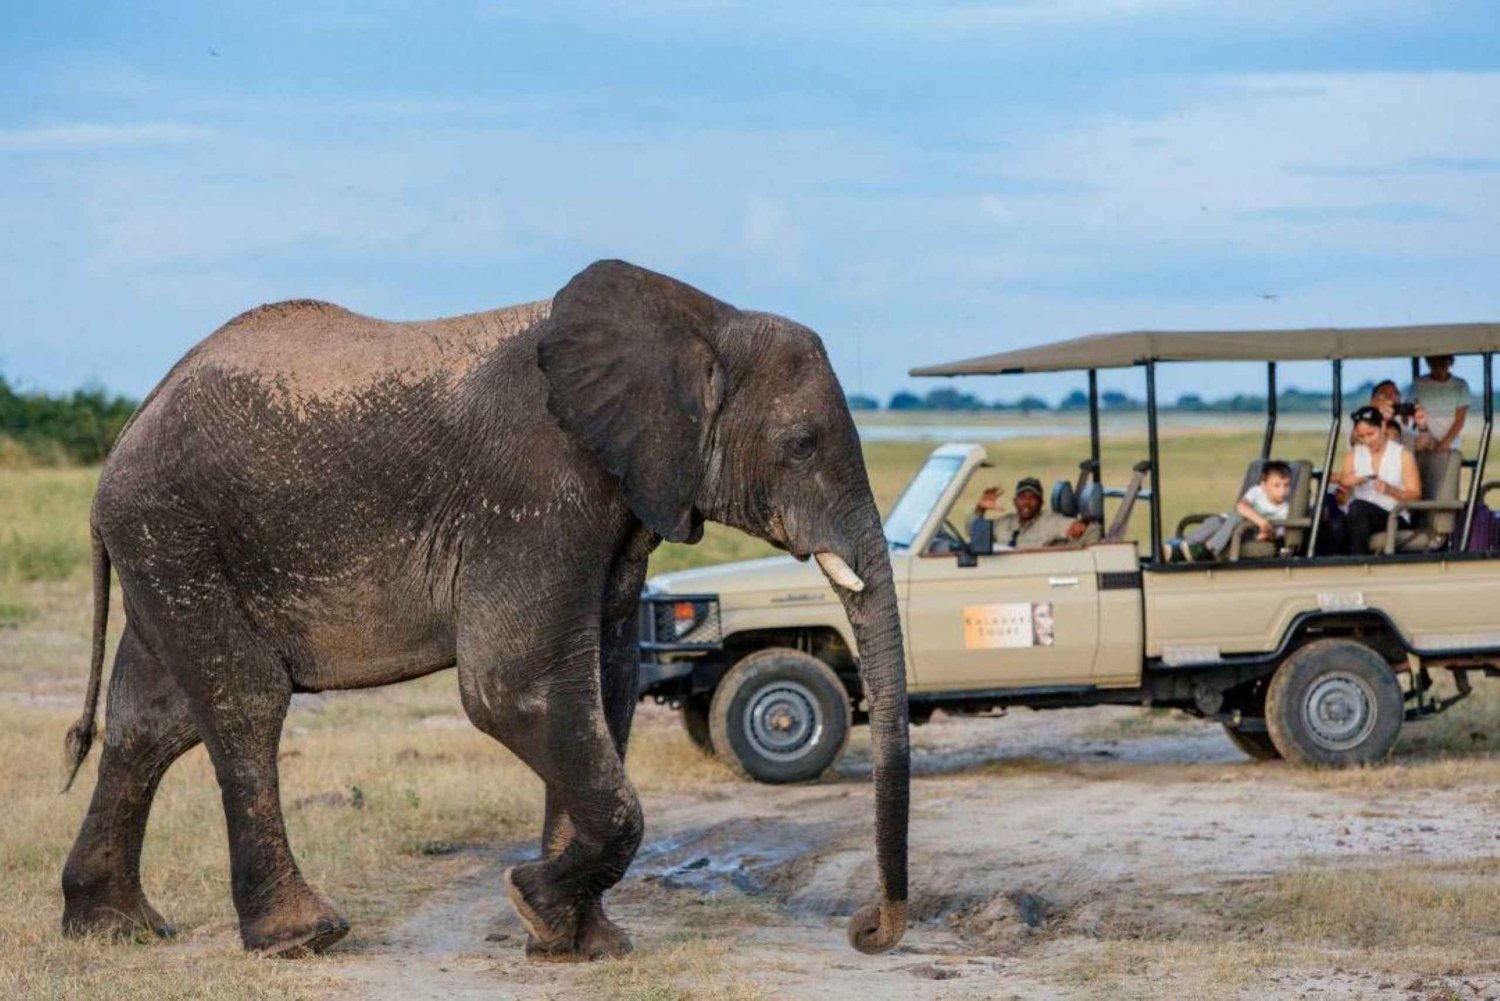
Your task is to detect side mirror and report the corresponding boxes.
[958,517,993,567]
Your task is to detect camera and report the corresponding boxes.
[1392,401,1418,418]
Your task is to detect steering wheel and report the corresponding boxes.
[928,517,966,553]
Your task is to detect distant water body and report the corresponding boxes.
[856,423,1075,442]
[854,412,1327,443]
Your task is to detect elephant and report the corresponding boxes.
[59,259,910,961]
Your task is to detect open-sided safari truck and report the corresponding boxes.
[638,326,1500,781]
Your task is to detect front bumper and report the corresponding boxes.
[637,593,722,697]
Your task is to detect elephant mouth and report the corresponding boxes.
[768,512,805,559]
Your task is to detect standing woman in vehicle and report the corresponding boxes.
[1337,405,1423,555]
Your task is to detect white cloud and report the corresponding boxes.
[0,122,213,152]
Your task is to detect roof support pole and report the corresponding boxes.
[1261,361,1278,460]
[1087,368,1101,480]
[1145,360,1163,563]
[1411,356,1421,393]
[1307,359,1342,557]
[1460,352,1493,551]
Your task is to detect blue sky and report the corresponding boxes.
[3,1,1500,405]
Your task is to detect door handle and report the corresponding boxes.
[1048,576,1080,587]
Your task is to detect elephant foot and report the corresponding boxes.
[62,893,176,943]
[504,865,576,956]
[506,867,631,963]
[575,902,633,960]
[241,897,350,958]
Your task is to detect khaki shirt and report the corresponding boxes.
[986,511,1078,549]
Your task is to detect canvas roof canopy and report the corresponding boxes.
[909,323,1500,377]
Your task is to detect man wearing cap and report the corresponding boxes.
[973,477,1087,549]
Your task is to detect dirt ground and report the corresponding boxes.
[143,703,1494,1001]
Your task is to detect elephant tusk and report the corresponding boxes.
[815,552,865,593]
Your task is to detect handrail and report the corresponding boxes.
[1459,352,1494,550]
[1305,359,1342,556]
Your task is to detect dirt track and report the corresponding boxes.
[306,707,1497,999]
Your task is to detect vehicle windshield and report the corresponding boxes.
[884,455,965,550]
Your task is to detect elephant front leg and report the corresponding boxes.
[535,529,655,959]
[460,634,644,961]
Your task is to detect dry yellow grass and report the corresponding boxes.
[1043,859,1500,997]
[1254,859,1500,949]
[578,936,769,1001]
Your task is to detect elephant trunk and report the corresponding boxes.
[817,509,909,954]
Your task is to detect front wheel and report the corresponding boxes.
[708,648,851,783]
[1265,639,1404,767]
[681,694,714,755]
[1221,724,1282,761]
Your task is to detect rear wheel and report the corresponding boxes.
[1265,639,1403,767]
[681,694,714,754]
[1221,724,1282,761]
[708,648,851,783]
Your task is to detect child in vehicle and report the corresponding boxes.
[1176,460,1293,561]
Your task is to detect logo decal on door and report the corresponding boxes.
[963,602,1055,649]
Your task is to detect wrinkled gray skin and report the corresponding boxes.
[60,260,910,960]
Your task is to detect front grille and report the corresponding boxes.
[638,594,723,651]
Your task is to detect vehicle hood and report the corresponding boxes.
[647,554,836,601]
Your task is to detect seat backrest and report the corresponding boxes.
[1414,449,1462,537]
[1229,458,1314,557]
[1074,459,1096,497]
[1051,480,1078,518]
[1077,482,1104,524]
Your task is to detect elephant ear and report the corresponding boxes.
[537,260,729,543]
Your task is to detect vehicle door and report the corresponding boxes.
[905,547,1102,691]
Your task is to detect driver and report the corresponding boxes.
[973,477,1087,549]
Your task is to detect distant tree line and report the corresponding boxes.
[849,380,1498,414]
[0,374,138,463]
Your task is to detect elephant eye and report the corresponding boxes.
[783,427,819,463]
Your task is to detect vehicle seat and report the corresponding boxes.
[1074,459,1097,498]
[1050,480,1078,518]
[1235,459,1314,560]
[1369,449,1463,554]
[1076,481,1104,545]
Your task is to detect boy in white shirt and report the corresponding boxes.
[1177,461,1293,561]
[1413,354,1470,452]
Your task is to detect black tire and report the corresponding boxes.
[681,694,714,755]
[708,648,851,783]
[1265,639,1404,767]
[1221,724,1282,761]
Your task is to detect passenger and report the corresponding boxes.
[973,477,1087,549]
[1364,380,1412,443]
[1337,406,1422,555]
[1340,380,1423,504]
[1413,354,1469,452]
[1175,460,1293,561]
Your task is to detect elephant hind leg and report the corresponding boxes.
[178,645,348,956]
[62,627,200,941]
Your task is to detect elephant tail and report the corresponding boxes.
[62,526,109,792]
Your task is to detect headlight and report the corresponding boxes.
[640,594,721,649]
[670,599,708,638]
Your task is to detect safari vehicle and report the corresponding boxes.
[638,326,1500,782]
